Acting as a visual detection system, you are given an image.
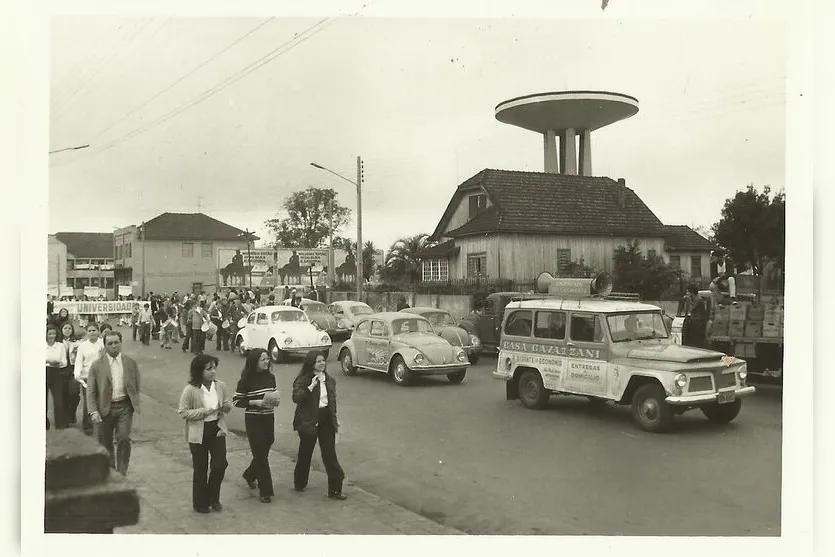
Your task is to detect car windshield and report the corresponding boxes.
[302,301,327,312]
[391,318,433,335]
[271,310,308,323]
[350,305,373,315]
[607,312,669,342]
[422,311,456,327]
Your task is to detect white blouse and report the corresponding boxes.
[46,342,67,368]
[201,382,219,422]
[74,338,104,383]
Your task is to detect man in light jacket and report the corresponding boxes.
[87,330,141,475]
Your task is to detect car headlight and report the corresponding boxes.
[320,335,330,344]
[470,334,481,346]
[674,373,687,389]
[738,364,747,381]
[284,338,293,346]
[456,350,467,363]
[413,353,427,365]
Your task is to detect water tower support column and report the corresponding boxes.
[579,129,592,176]
[543,129,558,173]
[559,128,577,175]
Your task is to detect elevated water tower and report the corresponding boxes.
[495,91,639,176]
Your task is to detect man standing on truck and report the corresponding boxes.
[682,284,709,348]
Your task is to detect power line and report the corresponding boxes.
[89,17,275,142]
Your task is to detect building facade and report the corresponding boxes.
[113,212,255,297]
[49,233,116,299]
[420,169,713,285]
[47,235,68,294]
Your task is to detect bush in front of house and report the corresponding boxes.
[613,240,684,301]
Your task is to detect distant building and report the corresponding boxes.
[113,212,257,297]
[420,169,714,284]
[47,235,68,294]
[662,225,716,283]
[51,232,115,298]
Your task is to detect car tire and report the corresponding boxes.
[700,399,742,424]
[390,356,412,386]
[631,383,674,433]
[518,370,549,410]
[468,353,480,365]
[447,370,466,384]
[236,336,248,357]
[268,340,285,364]
[340,349,357,376]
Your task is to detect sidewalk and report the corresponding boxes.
[115,392,460,535]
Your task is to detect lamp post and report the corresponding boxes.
[310,159,364,301]
[140,222,146,298]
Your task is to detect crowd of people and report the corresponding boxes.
[46,285,346,514]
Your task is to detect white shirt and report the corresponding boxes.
[46,342,67,368]
[108,353,127,401]
[317,374,328,408]
[201,382,219,422]
[74,338,104,383]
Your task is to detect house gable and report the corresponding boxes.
[430,171,500,240]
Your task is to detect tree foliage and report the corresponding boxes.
[562,258,597,278]
[711,184,785,270]
[265,187,352,249]
[382,233,434,284]
[613,240,683,300]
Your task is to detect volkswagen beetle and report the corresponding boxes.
[400,307,482,364]
[234,305,332,363]
[338,312,470,386]
[281,298,351,339]
[327,300,375,331]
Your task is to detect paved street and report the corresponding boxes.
[125,330,781,536]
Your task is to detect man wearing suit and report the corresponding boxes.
[87,330,141,476]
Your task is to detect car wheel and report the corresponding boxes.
[518,370,549,409]
[236,336,247,357]
[700,399,742,424]
[390,356,412,386]
[447,370,466,384]
[631,383,674,433]
[468,353,480,365]
[268,340,285,364]
[340,349,357,376]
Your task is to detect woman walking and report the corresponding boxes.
[73,322,104,435]
[45,325,69,430]
[233,349,278,503]
[178,354,232,513]
[59,322,81,427]
[292,350,346,500]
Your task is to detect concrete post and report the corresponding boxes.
[579,129,592,176]
[560,128,577,175]
[543,129,558,173]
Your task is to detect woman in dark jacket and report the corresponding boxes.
[232,349,278,503]
[292,350,346,500]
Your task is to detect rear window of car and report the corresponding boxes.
[534,311,566,340]
[351,305,373,316]
[504,310,533,337]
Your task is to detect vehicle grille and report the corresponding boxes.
[688,376,713,392]
[717,371,736,389]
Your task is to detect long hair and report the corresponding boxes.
[240,348,269,386]
[46,324,59,343]
[58,321,76,342]
[189,354,219,387]
[297,350,326,379]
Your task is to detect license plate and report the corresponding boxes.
[717,390,736,404]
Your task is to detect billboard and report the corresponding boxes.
[217,247,384,288]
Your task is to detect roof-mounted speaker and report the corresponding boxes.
[535,271,613,297]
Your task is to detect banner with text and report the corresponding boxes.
[53,300,146,315]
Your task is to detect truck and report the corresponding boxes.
[457,292,548,353]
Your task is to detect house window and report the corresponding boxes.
[422,259,449,282]
[467,253,487,277]
[67,259,75,271]
[105,277,114,289]
[77,277,89,288]
[182,242,194,257]
[468,194,487,220]
[202,242,213,258]
[647,249,657,259]
[557,249,571,275]
[669,255,681,269]
[66,278,74,288]
[690,256,702,278]
[126,242,132,258]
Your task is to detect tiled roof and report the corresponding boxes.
[663,225,716,252]
[438,169,667,238]
[417,239,461,258]
[142,212,257,241]
[54,232,113,258]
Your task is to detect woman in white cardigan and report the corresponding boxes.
[178,354,232,513]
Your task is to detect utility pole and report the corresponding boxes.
[328,198,334,290]
[245,228,253,290]
[140,222,146,298]
[356,156,364,301]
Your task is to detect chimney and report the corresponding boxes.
[617,178,626,209]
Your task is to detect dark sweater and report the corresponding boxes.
[233,371,277,416]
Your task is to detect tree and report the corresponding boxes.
[383,233,435,284]
[264,187,352,248]
[613,240,683,300]
[711,184,785,272]
[562,258,597,278]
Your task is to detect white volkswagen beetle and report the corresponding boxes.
[234,305,332,363]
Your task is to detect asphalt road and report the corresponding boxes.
[127,331,782,536]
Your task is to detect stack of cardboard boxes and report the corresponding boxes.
[761,294,785,338]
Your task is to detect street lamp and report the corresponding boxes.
[310,159,364,301]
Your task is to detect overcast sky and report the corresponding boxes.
[48,13,786,250]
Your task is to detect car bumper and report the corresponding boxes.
[410,363,469,375]
[326,328,351,337]
[282,343,333,354]
[665,386,756,406]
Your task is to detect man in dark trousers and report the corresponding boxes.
[682,284,709,349]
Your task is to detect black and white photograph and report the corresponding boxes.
[8,0,825,554]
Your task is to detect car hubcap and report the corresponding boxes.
[343,354,352,371]
[395,364,405,381]
[641,399,659,421]
[271,346,279,360]
[523,379,537,400]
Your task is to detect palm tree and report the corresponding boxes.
[384,233,435,284]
